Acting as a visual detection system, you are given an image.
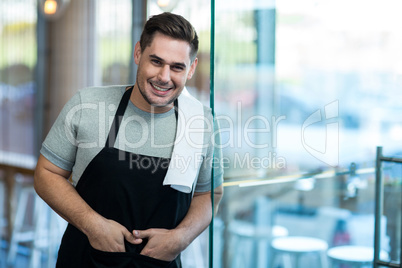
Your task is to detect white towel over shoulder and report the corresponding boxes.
[163,88,206,193]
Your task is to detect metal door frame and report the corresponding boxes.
[374,146,402,268]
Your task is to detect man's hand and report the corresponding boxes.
[132,186,223,261]
[87,218,142,252]
[132,228,182,261]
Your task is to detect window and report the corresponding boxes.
[96,0,132,85]
[0,0,37,158]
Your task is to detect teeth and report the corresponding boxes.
[152,83,170,92]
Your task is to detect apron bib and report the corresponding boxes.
[56,86,192,268]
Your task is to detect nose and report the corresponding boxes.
[157,65,171,82]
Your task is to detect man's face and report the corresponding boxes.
[133,32,198,113]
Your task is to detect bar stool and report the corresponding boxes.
[7,183,39,266]
[228,220,288,268]
[29,196,67,268]
[271,236,328,268]
[327,245,389,268]
[0,175,7,242]
[6,177,66,268]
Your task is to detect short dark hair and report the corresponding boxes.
[140,12,199,62]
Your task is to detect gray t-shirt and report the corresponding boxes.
[40,85,223,192]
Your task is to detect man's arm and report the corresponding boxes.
[133,184,224,261]
[34,154,139,252]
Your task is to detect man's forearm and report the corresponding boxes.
[174,185,224,250]
[34,155,100,235]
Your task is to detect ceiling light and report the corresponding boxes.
[39,0,70,20]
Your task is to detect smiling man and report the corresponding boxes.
[34,12,223,268]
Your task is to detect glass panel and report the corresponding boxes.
[213,0,402,267]
[0,0,37,158]
[0,0,38,266]
[96,0,132,85]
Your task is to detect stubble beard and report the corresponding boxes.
[136,77,176,108]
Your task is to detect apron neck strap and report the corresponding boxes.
[105,86,133,148]
[173,98,178,120]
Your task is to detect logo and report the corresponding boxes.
[301,100,339,167]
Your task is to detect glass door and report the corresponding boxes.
[212,0,402,267]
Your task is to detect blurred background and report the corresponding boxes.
[0,0,401,267]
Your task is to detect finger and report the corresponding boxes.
[133,229,151,239]
[123,229,142,244]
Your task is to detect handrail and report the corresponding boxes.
[223,164,376,188]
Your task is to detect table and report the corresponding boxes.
[0,151,37,239]
[271,236,329,268]
[327,245,389,267]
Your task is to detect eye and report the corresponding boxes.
[151,59,162,65]
[171,65,184,71]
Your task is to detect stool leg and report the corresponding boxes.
[319,251,328,268]
[0,180,6,240]
[50,212,67,268]
[48,208,58,268]
[282,253,293,268]
[294,253,300,268]
[230,236,252,268]
[29,195,47,268]
[269,250,277,268]
[29,247,41,268]
[230,235,240,268]
[7,187,30,266]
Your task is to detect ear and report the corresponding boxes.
[187,57,198,80]
[134,41,142,65]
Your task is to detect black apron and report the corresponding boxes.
[56,86,192,268]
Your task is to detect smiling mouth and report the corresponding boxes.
[151,82,172,92]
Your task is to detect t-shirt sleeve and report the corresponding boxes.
[194,116,224,193]
[40,92,82,171]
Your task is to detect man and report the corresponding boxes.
[34,12,223,267]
